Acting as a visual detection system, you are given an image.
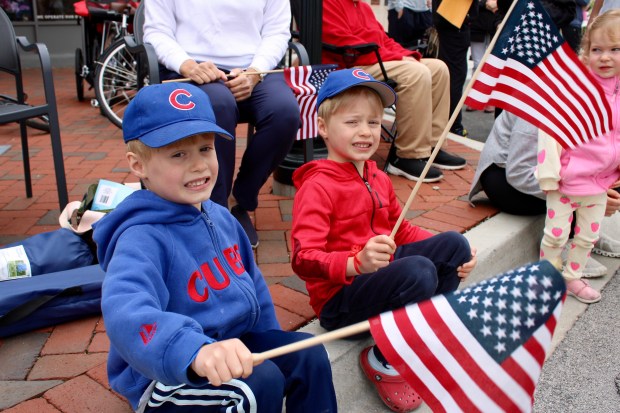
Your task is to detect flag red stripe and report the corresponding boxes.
[523,332,547,367]
[465,40,613,148]
[392,305,481,412]
[417,301,523,412]
[484,84,579,148]
[502,356,536,398]
[492,70,582,142]
[545,310,558,334]
[553,44,613,134]
[544,48,600,139]
[533,62,597,142]
[466,72,580,148]
[284,66,321,140]
[485,65,586,144]
[369,316,449,412]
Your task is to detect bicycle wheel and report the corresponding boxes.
[94,39,140,128]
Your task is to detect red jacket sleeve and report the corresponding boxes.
[321,0,418,66]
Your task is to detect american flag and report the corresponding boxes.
[369,260,566,413]
[464,0,613,149]
[283,64,338,140]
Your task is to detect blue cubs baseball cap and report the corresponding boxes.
[123,83,233,147]
[317,68,397,109]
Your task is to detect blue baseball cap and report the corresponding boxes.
[317,68,397,109]
[123,83,233,147]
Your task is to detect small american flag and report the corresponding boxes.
[464,0,613,149]
[370,260,566,413]
[283,64,338,140]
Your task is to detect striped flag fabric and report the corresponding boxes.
[464,0,613,149]
[369,260,566,413]
[283,64,338,140]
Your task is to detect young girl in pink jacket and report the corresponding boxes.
[537,10,620,304]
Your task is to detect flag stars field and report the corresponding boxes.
[449,265,564,360]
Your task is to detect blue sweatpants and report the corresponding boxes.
[160,68,300,211]
[319,231,471,332]
[143,330,337,413]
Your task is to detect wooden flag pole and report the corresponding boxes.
[162,69,285,84]
[252,320,370,364]
[238,3,527,365]
[389,0,520,239]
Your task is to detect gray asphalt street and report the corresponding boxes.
[534,264,620,412]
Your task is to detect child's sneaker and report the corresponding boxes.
[359,346,422,412]
[566,279,601,304]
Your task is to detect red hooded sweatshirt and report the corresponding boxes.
[291,159,433,316]
[321,0,421,67]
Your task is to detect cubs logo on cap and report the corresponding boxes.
[123,83,233,148]
[317,68,397,109]
[168,89,196,111]
[351,68,371,81]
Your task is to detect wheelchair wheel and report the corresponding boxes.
[75,48,85,102]
[94,39,139,128]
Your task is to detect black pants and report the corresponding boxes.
[387,8,432,49]
[319,231,471,333]
[479,164,546,215]
[436,26,470,132]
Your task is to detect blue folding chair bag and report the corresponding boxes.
[0,264,105,337]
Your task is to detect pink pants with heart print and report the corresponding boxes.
[540,191,607,281]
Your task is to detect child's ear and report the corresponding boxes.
[317,116,328,140]
[127,152,147,179]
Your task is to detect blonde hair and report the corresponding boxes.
[127,139,152,160]
[318,86,384,123]
[126,133,213,161]
[580,9,620,59]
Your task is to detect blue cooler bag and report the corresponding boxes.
[0,265,105,337]
[0,229,104,337]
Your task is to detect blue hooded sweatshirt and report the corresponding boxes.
[93,190,280,410]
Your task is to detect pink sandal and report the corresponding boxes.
[566,279,601,304]
[359,346,422,412]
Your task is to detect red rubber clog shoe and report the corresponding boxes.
[359,346,423,412]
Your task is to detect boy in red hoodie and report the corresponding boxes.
[291,69,477,412]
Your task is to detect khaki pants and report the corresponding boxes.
[362,58,450,159]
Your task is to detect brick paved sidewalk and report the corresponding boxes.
[0,68,498,412]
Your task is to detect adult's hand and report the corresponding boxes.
[605,187,620,216]
[179,60,227,84]
[225,68,261,102]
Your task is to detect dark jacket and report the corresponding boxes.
[470,0,501,42]
[497,0,576,27]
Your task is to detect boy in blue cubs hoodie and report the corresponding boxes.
[93,83,337,413]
